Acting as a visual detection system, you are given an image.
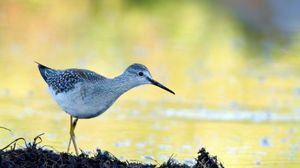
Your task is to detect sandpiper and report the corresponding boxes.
[36,62,175,155]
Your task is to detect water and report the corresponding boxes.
[1,37,300,168]
[1,95,300,168]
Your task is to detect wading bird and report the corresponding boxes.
[37,63,175,155]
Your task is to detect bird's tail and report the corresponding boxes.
[35,61,53,82]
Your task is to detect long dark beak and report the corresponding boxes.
[147,77,175,95]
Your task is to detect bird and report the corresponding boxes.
[36,62,175,155]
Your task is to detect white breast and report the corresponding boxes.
[48,83,110,119]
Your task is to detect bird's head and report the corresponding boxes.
[123,63,175,95]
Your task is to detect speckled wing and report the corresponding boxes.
[37,62,104,94]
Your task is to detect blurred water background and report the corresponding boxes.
[0,1,300,167]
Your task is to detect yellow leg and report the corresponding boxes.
[67,116,79,155]
[70,117,79,155]
[67,116,73,153]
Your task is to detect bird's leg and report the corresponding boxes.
[71,117,79,155]
[67,116,73,153]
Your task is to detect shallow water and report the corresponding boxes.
[1,56,300,167]
[0,96,300,168]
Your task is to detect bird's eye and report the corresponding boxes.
[138,72,144,76]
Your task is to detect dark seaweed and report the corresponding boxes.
[0,134,224,168]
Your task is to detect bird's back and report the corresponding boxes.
[37,62,105,95]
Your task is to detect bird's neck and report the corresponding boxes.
[110,73,140,94]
